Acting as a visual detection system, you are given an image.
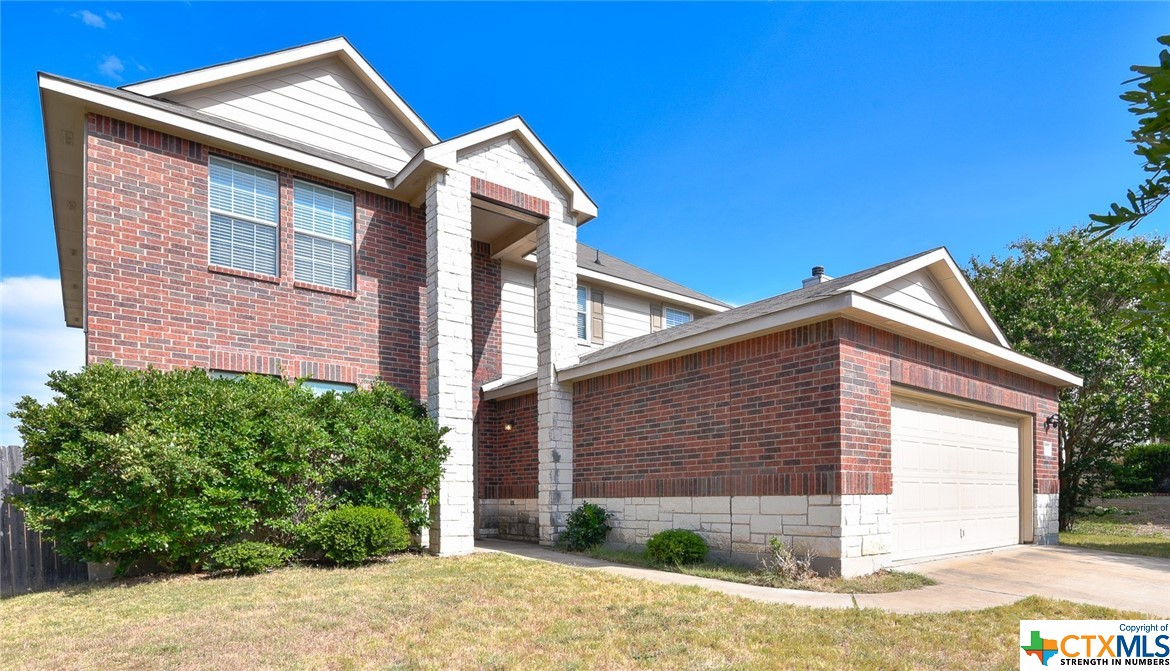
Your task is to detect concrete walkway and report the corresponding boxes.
[475,539,1169,616]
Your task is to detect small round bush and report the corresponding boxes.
[308,506,410,565]
[646,529,708,565]
[208,542,293,575]
[562,501,612,551]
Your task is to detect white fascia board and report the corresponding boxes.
[842,248,1010,348]
[843,294,1082,387]
[41,75,394,193]
[934,254,1010,347]
[482,374,537,401]
[555,291,1081,388]
[333,48,439,145]
[40,87,86,327]
[124,38,351,96]
[575,266,729,314]
[841,249,952,295]
[416,118,599,222]
[559,293,856,383]
[122,38,439,146]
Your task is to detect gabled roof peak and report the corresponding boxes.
[121,37,439,147]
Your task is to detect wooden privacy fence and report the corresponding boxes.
[1,445,89,597]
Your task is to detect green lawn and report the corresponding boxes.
[0,552,1138,671]
[1060,518,1170,558]
[580,546,936,593]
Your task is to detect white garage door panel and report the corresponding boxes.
[892,395,1021,561]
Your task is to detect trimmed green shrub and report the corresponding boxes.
[646,529,708,565]
[306,505,410,565]
[561,501,611,551]
[209,542,293,575]
[310,384,449,530]
[9,364,447,574]
[1114,443,1170,493]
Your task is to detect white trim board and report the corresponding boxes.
[41,75,396,192]
[552,292,1080,388]
[844,247,1008,347]
[394,117,598,223]
[122,37,439,147]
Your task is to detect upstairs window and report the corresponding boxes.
[664,306,693,328]
[577,286,589,340]
[294,180,355,291]
[208,156,279,276]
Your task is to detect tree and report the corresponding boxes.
[1089,35,1170,317]
[967,231,1170,529]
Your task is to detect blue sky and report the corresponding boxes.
[0,2,1167,441]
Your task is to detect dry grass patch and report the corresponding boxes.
[582,546,935,593]
[1061,500,1170,559]
[0,552,1136,671]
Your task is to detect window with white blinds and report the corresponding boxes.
[209,156,280,276]
[576,286,589,340]
[294,180,354,291]
[664,306,693,328]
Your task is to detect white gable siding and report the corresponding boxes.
[500,260,692,378]
[500,263,538,378]
[603,290,655,344]
[868,269,969,331]
[171,58,421,174]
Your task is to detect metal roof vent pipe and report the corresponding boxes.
[802,265,833,287]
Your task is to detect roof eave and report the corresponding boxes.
[574,265,728,313]
[122,37,440,148]
[395,117,598,223]
[41,74,398,191]
[839,247,1010,348]
[548,292,1081,390]
[482,374,537,401]
[40,75,88,328]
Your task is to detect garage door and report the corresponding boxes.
[891,395,1021,561]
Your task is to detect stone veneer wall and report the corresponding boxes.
[565,318,1063,576]
[576,495,890,575]
[478,499,539,541]
[1034,493,1060,545]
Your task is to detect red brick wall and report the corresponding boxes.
[571,318,1062,499]
[573,322,842,498]
[84,114,428,398]
[478,394,538,499]
[471,240,502,414]
[838,321,1061,496]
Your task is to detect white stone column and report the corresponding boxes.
[425,170,475,556]
[536,202,579,545]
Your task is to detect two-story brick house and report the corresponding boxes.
[40,38,1080,575]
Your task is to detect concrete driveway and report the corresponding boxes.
[859,545,1170,616]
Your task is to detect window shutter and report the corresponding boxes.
[590,288,605,345]
[650,303,663,332]
[532,275,538,332]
